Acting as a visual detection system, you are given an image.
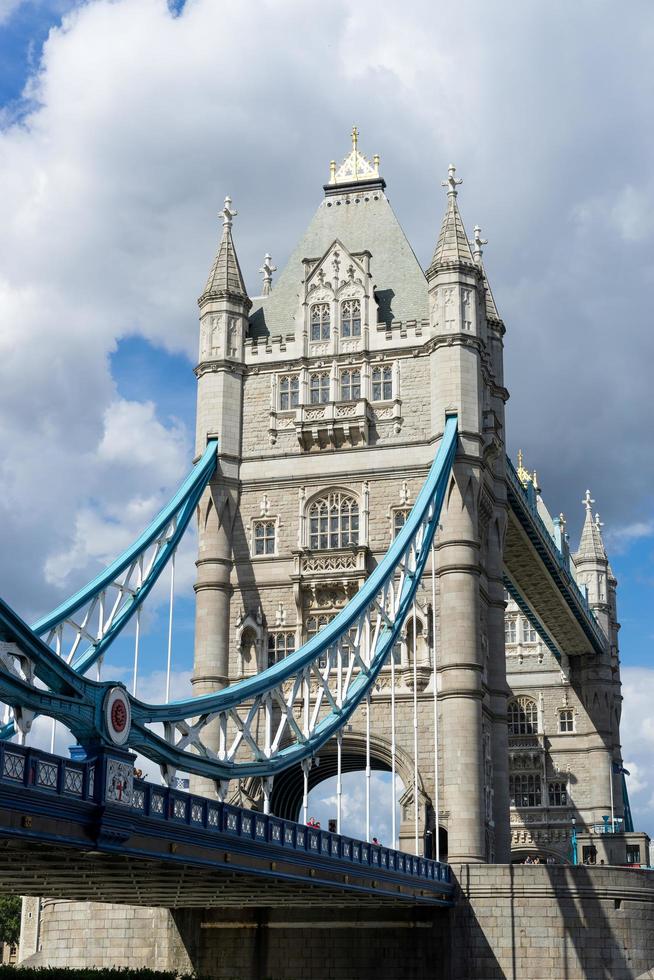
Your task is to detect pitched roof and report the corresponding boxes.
[202,225,247,300]
[428,189,475,271]
[249,190,428,336]
[575,504,607,562]
[483,272,502,323]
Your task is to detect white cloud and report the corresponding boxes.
[0,0,24,24]
[620,667,654,840]
[605,520,654,553]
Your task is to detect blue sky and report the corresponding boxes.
[0,0,652,845]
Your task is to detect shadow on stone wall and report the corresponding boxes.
[452,864,654,980]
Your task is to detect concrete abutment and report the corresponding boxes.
[22,865,654,979]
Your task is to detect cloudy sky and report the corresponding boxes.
[0,0,652,844]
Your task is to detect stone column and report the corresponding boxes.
[437,462,486,863]
[193,482,235,698]
[485,506,511,861]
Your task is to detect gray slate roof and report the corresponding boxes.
[249,190,429,336]
[575,508,607,561]
[429,192,475,269]
[203,226,247,299]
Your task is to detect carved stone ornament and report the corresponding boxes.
[105,757,133,806]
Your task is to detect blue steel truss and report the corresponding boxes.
[0,441,217,741]
[0,418,458,783]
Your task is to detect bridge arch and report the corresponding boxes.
[270,730,425,823]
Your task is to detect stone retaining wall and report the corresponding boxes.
[22,865,654,979]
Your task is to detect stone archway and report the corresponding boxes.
[270,730,429,849]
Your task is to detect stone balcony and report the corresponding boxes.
[292,400,373,450]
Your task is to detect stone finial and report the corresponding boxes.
[275,601,285,627]
[582,489,595,513]
[559,512,567,533]
[259,254,277,297]
[471,225,488,262]
[219,195,237,229]
[442,164,463,196]
[595,512,604,530]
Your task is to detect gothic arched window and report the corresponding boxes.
[308,491,359,550]
[509,773,542,808]
[548,781,568,807]
[309,372,330,404]
[279,375,299,411]
[507,696,539,736]
[341,299,361,338]
[371,365,392,401]
[310,303,330,341]
[340,368,361,401]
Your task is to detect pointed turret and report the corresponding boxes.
[196,196,251,373]
[471,225,503,328]
[427,165,476,274]
[573,490,610,637]
[200,196,248,304]
[576,491,607,561]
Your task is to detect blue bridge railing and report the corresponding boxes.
[0,741,452,894]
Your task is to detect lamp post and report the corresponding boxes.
[571,817,578,866]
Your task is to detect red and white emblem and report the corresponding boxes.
[104,687,131,746]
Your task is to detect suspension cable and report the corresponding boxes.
[302,759,309,826]
[50,627,62,753]
[132,556,143,698]
[431,541,440,863]
[165,550,176,703]
[391,628,397,849]
[412,599,419,855]
[365,692,371,843]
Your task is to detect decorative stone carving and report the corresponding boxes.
[105,758,133,806]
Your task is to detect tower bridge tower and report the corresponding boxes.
[193,134,511,863]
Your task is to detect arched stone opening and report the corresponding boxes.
[269,732,421,827]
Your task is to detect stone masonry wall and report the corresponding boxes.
[24,866,654,979]
[451,864,654,980]
[23,900,192,974]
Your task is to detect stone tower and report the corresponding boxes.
[193,196,251,783]
[192,135,511,863]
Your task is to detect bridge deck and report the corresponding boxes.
[0,743,453,908]
[504,457,608,658]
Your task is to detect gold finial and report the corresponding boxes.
[329,160,336,182]
[352,125,359,150]
[516,449,533,487]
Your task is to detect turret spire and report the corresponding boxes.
[576,489,607,560]
[428,163,475,272]
[200,195,248,303]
